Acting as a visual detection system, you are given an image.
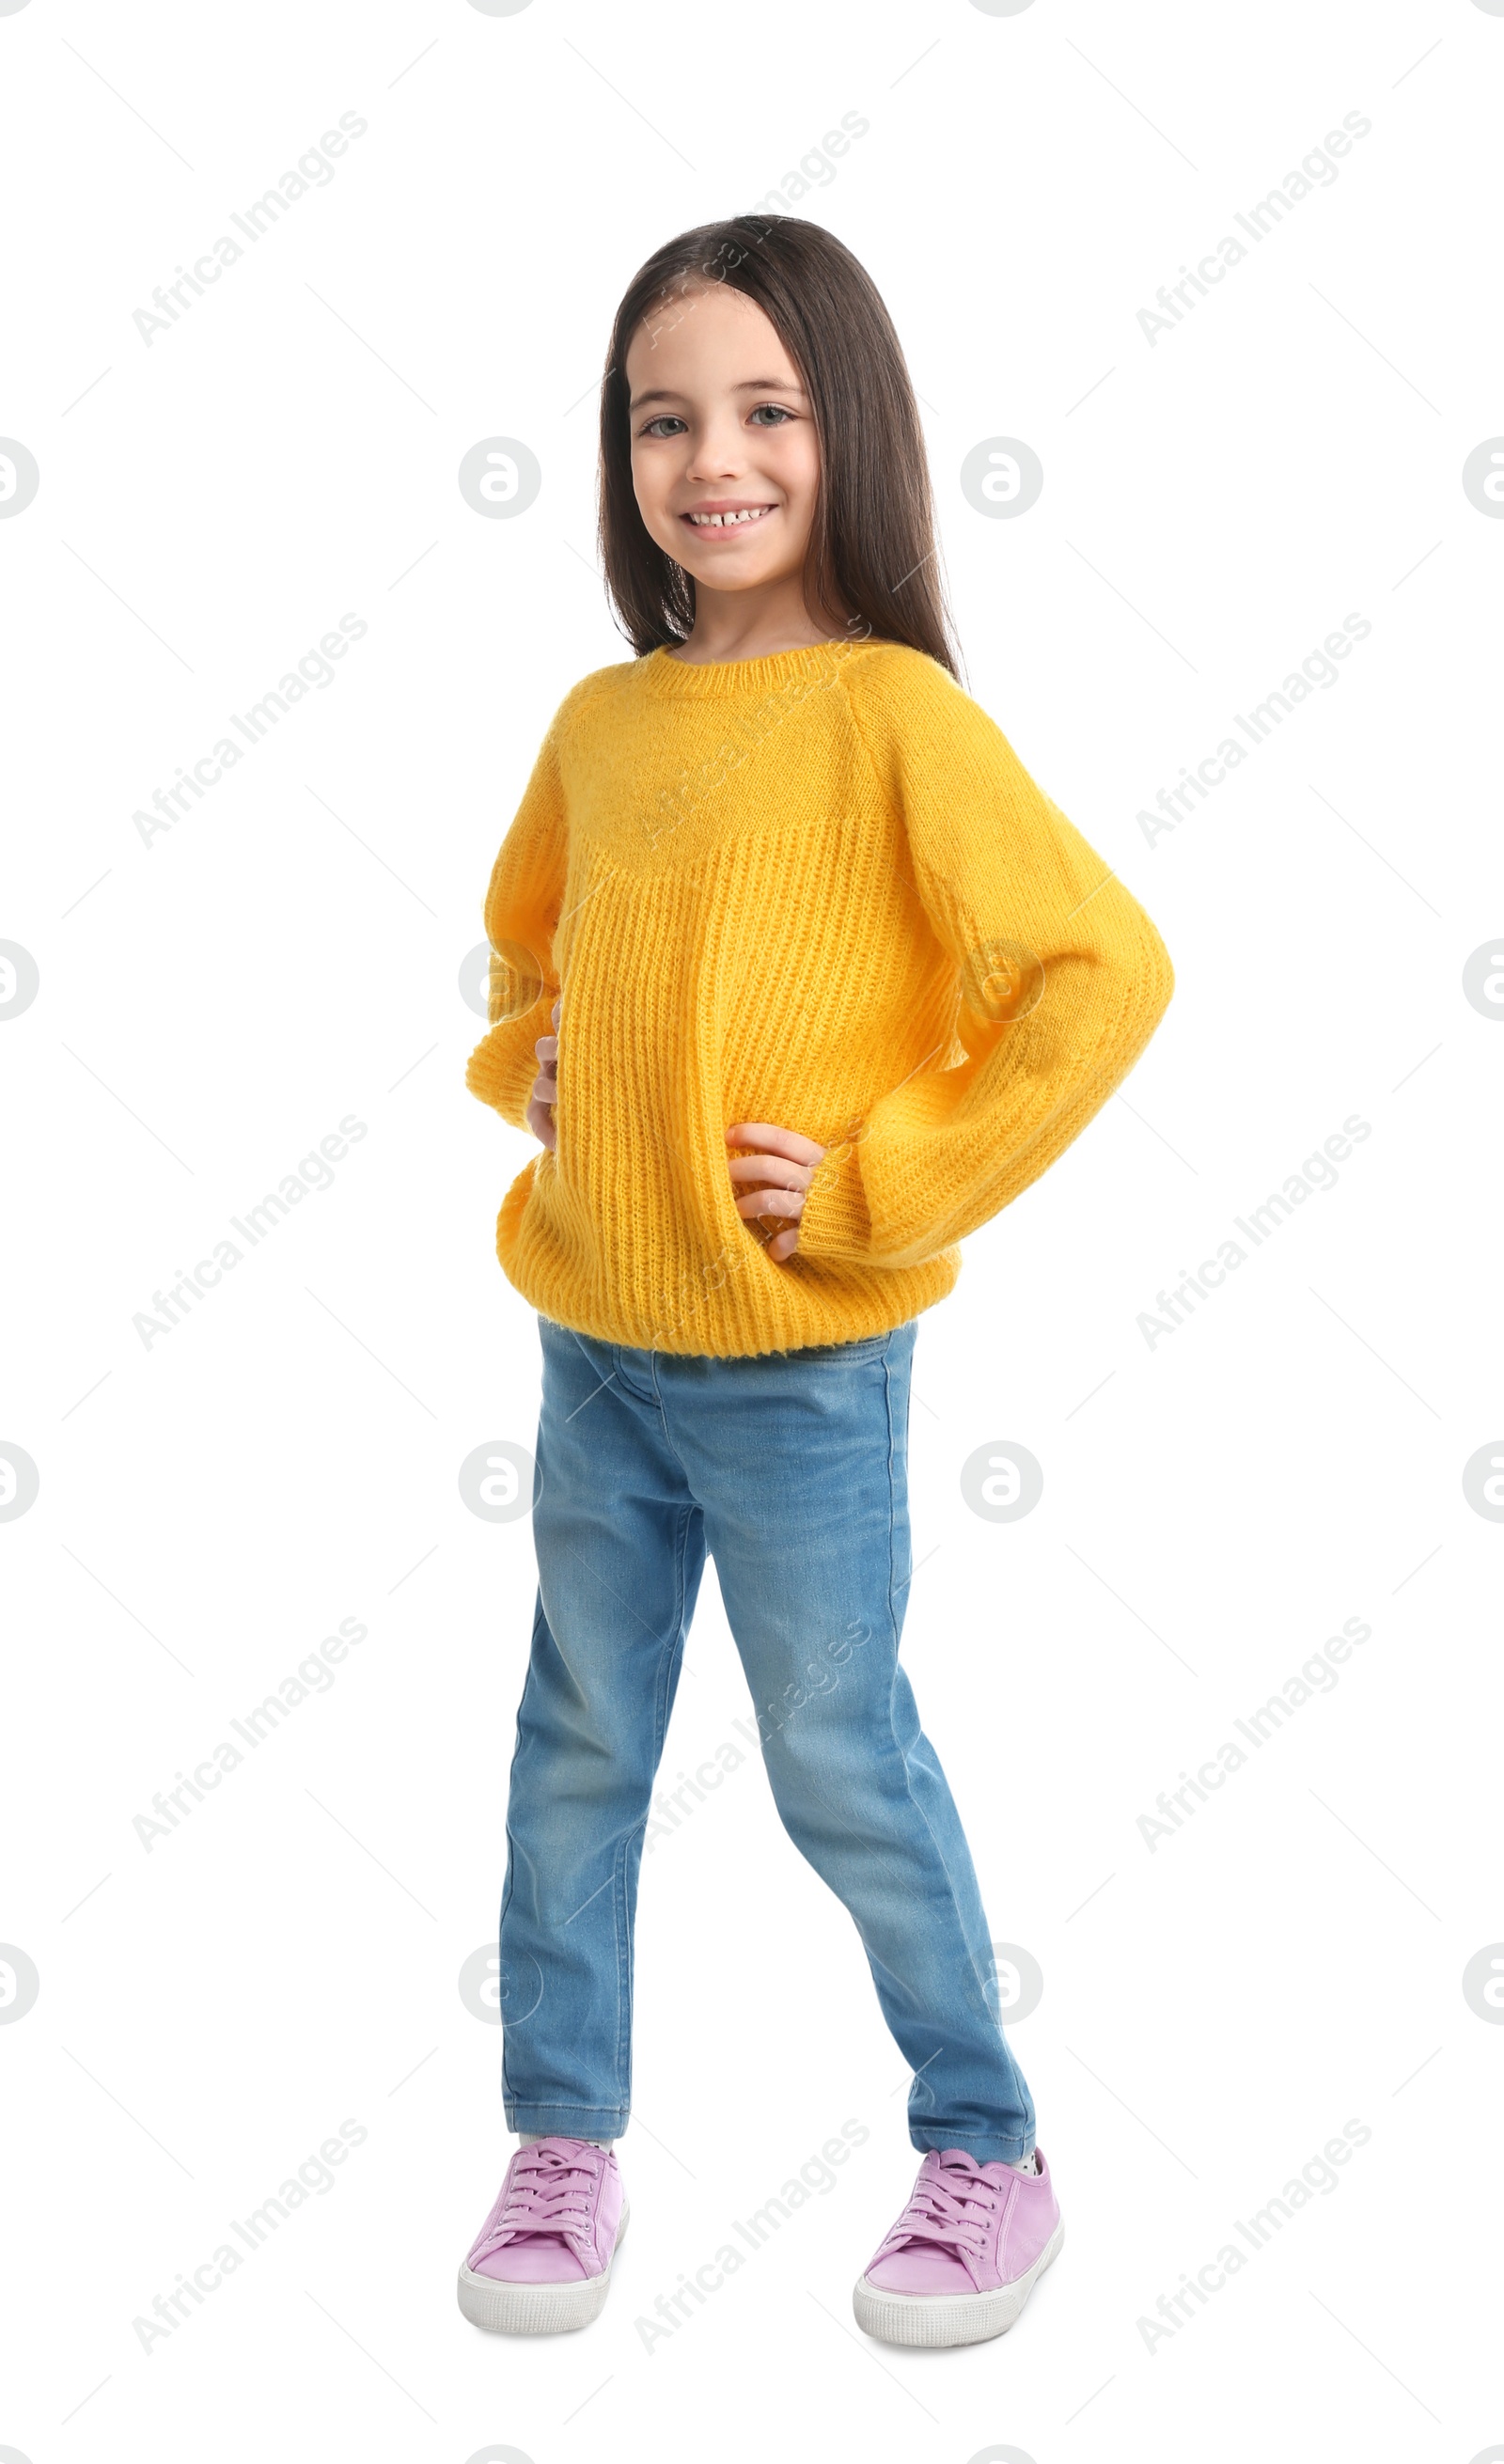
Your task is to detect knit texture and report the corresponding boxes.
[465,636,1174,1357]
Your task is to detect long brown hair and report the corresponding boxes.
[597,216,961,681]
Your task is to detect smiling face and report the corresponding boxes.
[625,280,824,613]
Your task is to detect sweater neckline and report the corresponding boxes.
[641,638,876,698]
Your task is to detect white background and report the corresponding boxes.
[3,2,1501,2459]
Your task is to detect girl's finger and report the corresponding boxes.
[726,1151,809,1191]
[725,1121,825,1166]
[734,1187,802,1221]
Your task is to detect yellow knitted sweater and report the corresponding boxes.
[465,636,1174,1357]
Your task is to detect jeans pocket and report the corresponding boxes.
[791,1328,895,1364]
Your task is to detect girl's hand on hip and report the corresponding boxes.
[725,1122,827,1263]
[526,995,561,1150]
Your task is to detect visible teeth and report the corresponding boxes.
[687,506,774,526]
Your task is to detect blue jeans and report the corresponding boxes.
[496,1313,1036,2165]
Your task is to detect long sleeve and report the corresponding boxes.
[464,704,572,1132]
[795,659,1175,1270]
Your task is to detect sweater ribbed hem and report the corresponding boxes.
[494,1179,961,1357]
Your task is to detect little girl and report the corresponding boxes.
[457,215,1173,2349]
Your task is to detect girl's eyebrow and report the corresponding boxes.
[629,376,807,410]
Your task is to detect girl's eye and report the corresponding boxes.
[639,406,793,437]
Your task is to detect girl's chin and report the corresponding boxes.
[681,553,782,580]
[668,537,807,586]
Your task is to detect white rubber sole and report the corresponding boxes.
[457,2195,629,2335]
[852,2213,1064,2347]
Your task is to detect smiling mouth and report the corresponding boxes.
[682,505,777,530]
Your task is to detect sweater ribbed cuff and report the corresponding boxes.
[795,1134,872,1262]
[465,1019,540,1132]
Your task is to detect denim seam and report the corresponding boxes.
[614,1493,695,2104]
[496,1588,548,2110]
[603,1337,654,1405]
[609,1830,631,2111]
[645,1353,699,1492]
[910,2132,1034,2163]
[881,1345,1024,2117]
[504,2099,631,2112]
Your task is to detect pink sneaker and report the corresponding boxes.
[853,2145,1063,2346]
[457,2136,628,2334]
